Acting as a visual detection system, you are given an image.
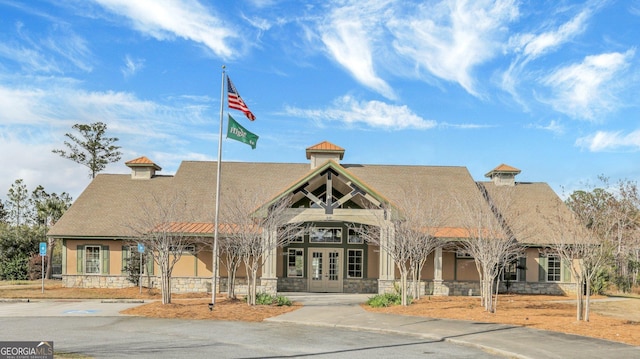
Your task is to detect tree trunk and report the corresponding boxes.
[400,270,409,306]
[45,239,55,279]
[584,279,591,322]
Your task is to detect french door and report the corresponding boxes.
[308,248,343,292]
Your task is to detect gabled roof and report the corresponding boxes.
[262,159,390,211]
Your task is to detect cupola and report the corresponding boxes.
[484,164,520,186]
[306,141,345,169]
[125,156,162,180]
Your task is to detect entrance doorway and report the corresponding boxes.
[308,248,343,292]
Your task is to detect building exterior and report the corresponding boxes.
[47,141,581,296]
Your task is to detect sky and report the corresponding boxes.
[0,0,639,204]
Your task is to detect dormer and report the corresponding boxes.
[125,156,161,180]
[306,141,345,169]
[485,164,520,186]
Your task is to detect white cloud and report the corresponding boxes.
[511,8,591,60]
[576,130,640,152]
[92,0,239,59]
[531,120,564,135]
[501,4,595,107]
[541,50,634,120]
[121,55,144,77]
[319,1,395,99]
[388,0,518,97]
[285,95,436,130]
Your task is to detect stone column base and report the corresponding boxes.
[260,277,278,295]
[432,279,449,296]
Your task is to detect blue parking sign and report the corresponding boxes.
[137,243,145,253]
[39,242,47,256]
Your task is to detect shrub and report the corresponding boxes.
[366,292,402,308]
[255,292,274,305]
[246,293,293,306]
[275,295,292,306]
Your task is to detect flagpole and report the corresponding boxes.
[211,65,225,308]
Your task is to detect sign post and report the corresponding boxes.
[39,242,47,293]
[137,243,145,294]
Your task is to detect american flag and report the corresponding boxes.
[227,75,256,121]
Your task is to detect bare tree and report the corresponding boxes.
[128,191,201,304]
[543,198,612,322]
[221,191,301,306]
[218,226,243,300]
[351,187,447,306]
[455,184,524,313]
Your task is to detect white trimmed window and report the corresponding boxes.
[287,249,304,277]
[309,228,342,243]
[348,229,363,244]
[85,245,101,274]
[547,255,561,282]
[347,249,363,278]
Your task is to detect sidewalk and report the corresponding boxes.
[267,293,639,359]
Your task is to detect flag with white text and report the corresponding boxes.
[227,115,258,149]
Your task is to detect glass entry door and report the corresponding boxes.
[308,248,343,292]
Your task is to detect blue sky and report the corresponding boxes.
[1,0,639,202]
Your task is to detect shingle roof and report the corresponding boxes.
[49,157,577,245]
[479,181,582,245]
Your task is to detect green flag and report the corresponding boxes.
[227,114,259,149]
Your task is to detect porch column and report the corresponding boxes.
[432,246,448,296]
[378,223,395,294]
[260,229,278,294]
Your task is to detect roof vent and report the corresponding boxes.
[125,156,162,180]
[484,164,520,186]
[306,141,345,169]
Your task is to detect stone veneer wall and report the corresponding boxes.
[63,275,212,293]
[278,278,307,292]
[63,275,577,296]
[343,278,378,293]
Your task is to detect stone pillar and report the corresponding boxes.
[378,223,396,294]
[260,229,278,294]
[432,246,448,296]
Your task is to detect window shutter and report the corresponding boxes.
[122,245,130,272]
[77,245,84,274]
[538,256,547,282]
[146,254,154,275]
[517,257,527,282]
[102,245,110,274]
[562,259,571,282]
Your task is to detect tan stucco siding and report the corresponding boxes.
[65,239,123,275]
[367,244,379,278]
[455,258,479,280]
[171,253,197,276]
[525,248,540,282]
[419,252,435,280]
[442,251,456,280]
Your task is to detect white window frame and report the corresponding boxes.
[347,249,363,278]
[287,248,304,278]
[85,245,101,274]
[290,229,304,243]
[309,227,342,244]
[456,251,473,259]
[547,255,561,282]
[501,260,519,282]
[347,229,363,244]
